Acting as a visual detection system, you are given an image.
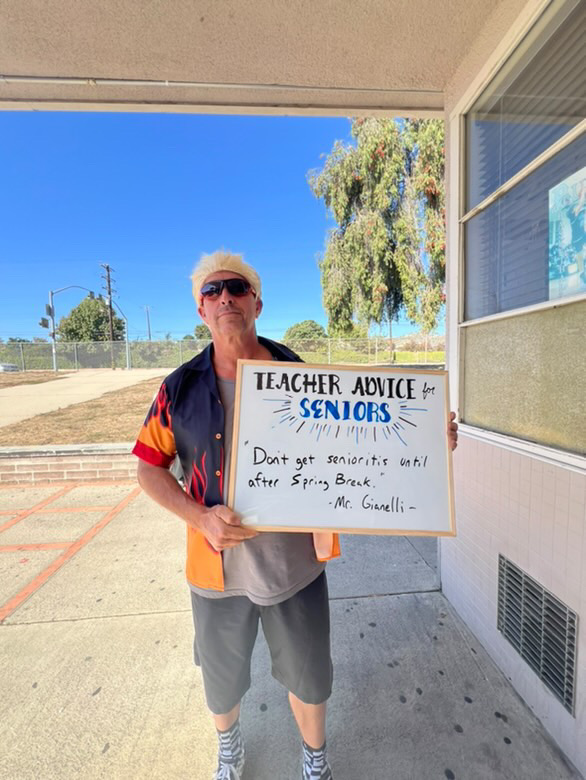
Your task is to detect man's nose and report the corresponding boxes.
[218,286,235,304]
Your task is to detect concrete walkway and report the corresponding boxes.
[0,370,167,428]
[0,482,581,779]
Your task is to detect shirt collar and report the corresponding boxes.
[184,336,296,374]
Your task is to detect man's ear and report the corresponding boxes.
[197,304,207,323]
[255,298,263,318]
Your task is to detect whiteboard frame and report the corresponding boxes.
[228,360,456,537]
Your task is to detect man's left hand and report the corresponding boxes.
[448,412,458,451]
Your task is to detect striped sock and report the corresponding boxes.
[302,741,332,780]
[217,719,244,767]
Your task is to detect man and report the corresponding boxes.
[133,250,458,780]
[134,251,341,780]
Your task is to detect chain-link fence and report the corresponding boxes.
[0,338,445,371]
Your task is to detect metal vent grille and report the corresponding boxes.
[497,555,578,715]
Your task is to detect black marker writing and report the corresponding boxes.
[248,472,279,488]
[351,376,416,399]
[400,456,428,468]
[335,473,372,488]
[361,494,406,513]
[291,474,330,491]
[253,446,289,466]
[255,371,341,395]
[422,381,435,401]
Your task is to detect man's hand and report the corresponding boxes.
[197,504,258,552]
[448,411,458,451]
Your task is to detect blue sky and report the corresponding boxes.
[0,112,430,342]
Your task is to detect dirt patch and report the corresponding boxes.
[0,371,73,388]
[0,376,164,446]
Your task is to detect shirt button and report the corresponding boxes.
[215,470,221,477]
[215,433,222,440]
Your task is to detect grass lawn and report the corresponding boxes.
[0,376,163,447]
[0,355,445,448]
[0,371,73,388]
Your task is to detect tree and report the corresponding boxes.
[308,118,445,336]
[57,295,125,342]
[341,322,368,339]
[194,324,210,339]
[7,337,28,342]
[283,320,327,341]
[182,333,196,340]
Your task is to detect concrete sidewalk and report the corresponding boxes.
[0,482,581,779]
[0,369,167,428]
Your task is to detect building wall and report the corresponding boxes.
[442,437,586,772]
[442,0,586,775]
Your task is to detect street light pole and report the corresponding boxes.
[49,289,57,372]
[47,286,94,372]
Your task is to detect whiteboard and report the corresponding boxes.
[228,361,455,536]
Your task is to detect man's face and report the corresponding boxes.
[197,270,262,338]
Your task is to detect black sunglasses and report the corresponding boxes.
[200,278,254,299]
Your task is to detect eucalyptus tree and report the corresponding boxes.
[308,118,445,337]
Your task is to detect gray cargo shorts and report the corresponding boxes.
[190,571,333,715]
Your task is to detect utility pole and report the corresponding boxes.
[143,305,152,341]
[100,263,116,369]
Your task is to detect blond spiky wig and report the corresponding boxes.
[191,250,262,304]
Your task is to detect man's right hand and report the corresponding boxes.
[196,504,258,552]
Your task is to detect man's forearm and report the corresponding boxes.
[136,460,205,531]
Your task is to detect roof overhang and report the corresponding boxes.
[0,0,503,117]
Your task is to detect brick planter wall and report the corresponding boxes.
[0,444,137,485]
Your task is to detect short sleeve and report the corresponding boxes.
[132,382,176,468]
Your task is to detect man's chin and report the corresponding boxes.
[218,311,242,319]
[216,316,247,334]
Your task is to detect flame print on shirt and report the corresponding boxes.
[132,382,176,467]
[189,449,208,505]
[145,383,173,430]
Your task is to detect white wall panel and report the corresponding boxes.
[442,436,586,774]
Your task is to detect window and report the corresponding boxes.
[466,0,585,213]
[465,134,586,320]
[463,0,586,320]
[460,0,586,455]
